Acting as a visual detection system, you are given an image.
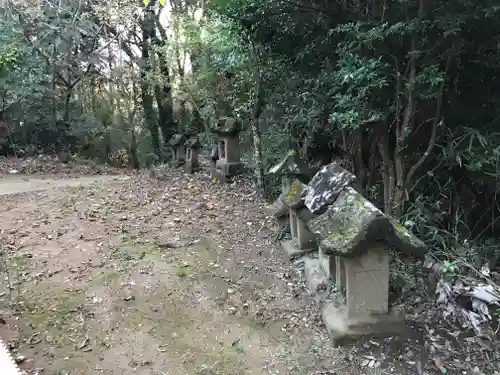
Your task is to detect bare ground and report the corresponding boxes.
[2,170,496,375]
[0,171,360,375]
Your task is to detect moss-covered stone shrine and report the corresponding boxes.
[267,150,312,231]
[184,136,201,174]
[270,160,428,345]
[168,133,187,165]
[211,117,242,182]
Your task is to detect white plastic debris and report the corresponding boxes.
[435,279,500,334]
[0,339,24,374]
[465,284,500,305]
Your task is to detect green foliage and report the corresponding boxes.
[197,0,500,272]
[1,0,500,272]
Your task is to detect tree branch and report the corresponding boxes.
[405,54,452,190]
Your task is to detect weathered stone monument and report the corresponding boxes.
[303,163,357,279]
[270,161,428,345]
[268,149,311,194]
[302,163,427,345]
[281,179,317,258]
[168,134,186,165]
[267,149,312,230]
[184,136,201,174]
[211,117,242,182]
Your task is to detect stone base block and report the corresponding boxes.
[318,247,333,279]
[216,161,242,177]
[184,162,198,174]
[303,256,328,302]
[281,239,316,260]
[277,215,290,229]
[321,302,406,347]
[210,167,227,183]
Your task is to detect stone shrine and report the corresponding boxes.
[268,149,311,193]
[281,179,317,258]
[303,163,427,345]
[267,150,312,229]
[211,117,242,182]
[269,161,429,345]
[168,134,187,165]
[184,136,201,174]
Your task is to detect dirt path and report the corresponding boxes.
[0,171,365,375]
[0,175,129,195]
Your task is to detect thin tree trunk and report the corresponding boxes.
[378,133,395,215]
[140,11,160,157]
[155,20,177,143]
[251,44,265,196]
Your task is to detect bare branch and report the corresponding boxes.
[405,54,453,190]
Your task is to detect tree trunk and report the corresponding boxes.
[154,78,175,143]
[251,44,265,196]
[154,20,177,143]
[352,128,366,194]
[378,133,395,216]
[63,87,72,126]
[130,127,140,169]
[140,12,160,157]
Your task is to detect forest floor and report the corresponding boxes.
[0,160,497,375]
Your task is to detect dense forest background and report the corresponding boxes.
[1,0,500,275]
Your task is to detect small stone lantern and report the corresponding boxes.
[306,168,427,345]
[280,179,317,258]
[303,163,357,279]
[211,117,242,181]
[168,134,187,165]
[184,136,201,174]
[268,149,311,195]
[267,150,312,229]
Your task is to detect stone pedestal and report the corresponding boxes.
[336,256,346,289]
[317,246,399,345]
[281,209,316,259]
[215,159,242,176]
[209,168,224,183]
[290,210,316,250]
[211,117,242,182]
[184,137,201,174]
[168,134,187,166]
[344,246,389,321]
[173,145,185,165]
[322,301,405,347]
[318,247,345,286]
[184,148,199,173]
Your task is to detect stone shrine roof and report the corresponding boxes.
[308,186,427,258]
[212,117,241,136]
[267,194,288,218]
[267,149,311,183]
[282,179,307,209]
[185,136,201,149]
[168,134,186,147]
[304,162,356,215]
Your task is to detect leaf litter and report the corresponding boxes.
[0,158,497,374]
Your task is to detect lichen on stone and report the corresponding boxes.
[212,117,241,135]
[304,162,356,214]
[184,136,201,149]
[267,194,288,218]
[309,187,427,258]
[168,134,186,146]
[282,179,307,208]
[267,149,311,184]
